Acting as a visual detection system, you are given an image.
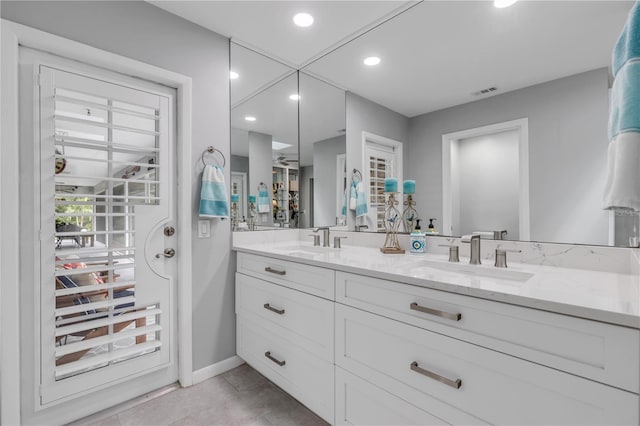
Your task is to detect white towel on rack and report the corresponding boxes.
[199,165,229,218]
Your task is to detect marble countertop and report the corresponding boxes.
[234,240,640,329]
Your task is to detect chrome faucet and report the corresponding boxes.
[461,234,481,265]
[314,227,331,247]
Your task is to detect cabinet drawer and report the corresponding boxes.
[336,271,640,393]
[236,273,334,362]
[237,252,335,299]
[237,315,334,424]
[335,304,639,426]
[335,367,486,426]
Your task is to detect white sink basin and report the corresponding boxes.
[420,259,534,282]
[275,244,338,258]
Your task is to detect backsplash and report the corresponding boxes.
[233,229,639,275]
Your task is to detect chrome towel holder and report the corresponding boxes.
[201,146,226,168]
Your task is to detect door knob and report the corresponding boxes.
[155,248,176,258]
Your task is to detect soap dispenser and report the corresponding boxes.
[410,219,426,254]
[427,218,438,234]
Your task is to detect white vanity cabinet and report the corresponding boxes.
[235,251,640,426]
[235,253,335,423]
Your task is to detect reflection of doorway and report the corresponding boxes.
[442,118,530,239]
[362,132,403,231]
[231,172,248,220]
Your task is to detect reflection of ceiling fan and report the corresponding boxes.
[275,155,298,166]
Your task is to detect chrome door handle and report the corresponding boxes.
[410,361,462,389]
[265,351,285,366]
[264,266,286,276]
[263,303,285,315]
[410,302,461,321]
[155,248,175,258]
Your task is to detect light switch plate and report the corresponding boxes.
[198,220,210,238]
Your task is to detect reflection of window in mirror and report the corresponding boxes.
[363,132,403,231]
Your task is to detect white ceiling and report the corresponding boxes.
[149,0,634,166]
[149,1,416,69]
[305,0,634,117]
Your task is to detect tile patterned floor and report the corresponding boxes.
[74,364,328,426]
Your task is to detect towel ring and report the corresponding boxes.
[352,168,363,182]
[258,182,268,192]
[201,146,226,168]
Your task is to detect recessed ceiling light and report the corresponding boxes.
[229,71,239,80]
[244,116,256,122]
[289,94,300,101]
[494,0,518,8]
[293,13,314,28]
[363,56,381,66]
[272,141,292,151]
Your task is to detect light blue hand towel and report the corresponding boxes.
[258,189,270,213]
[355,180,368,218]
[349,181,358,211]
[341,188,347,217]
[613,1,640,76]
[604,1,640,210]
[199,165,229,218]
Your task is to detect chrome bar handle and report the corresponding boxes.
[263,303,285,315]
[265,351,286,366]
[410,302,462,321]
[410,361,461,389]
[264,266,286,276]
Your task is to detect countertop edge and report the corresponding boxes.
[233,246,640,330]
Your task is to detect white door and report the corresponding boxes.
[363,134,403,232]
[231,172,248,220]
[37,65,178,404]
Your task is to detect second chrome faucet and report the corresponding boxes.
[461,234,481,265]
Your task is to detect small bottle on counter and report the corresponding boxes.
[410,219,426,254]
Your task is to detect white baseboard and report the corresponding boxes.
[192,355,245,385]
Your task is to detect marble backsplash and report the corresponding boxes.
[233,229,638,275]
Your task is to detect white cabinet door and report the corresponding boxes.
[335,304,639,426]
[236,273,334,362]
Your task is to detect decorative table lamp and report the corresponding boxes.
[402,179,419,232]
[231,194,239,230]
[248,194,257,231]
[380,177,405,254]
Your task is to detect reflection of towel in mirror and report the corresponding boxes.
[604,2,640,210]
[354,181,368,217]
[341,188,347,217]
[349,181,358,211]
[199,165,229,218]
[258,189,270,213]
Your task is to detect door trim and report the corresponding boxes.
[1,20,194,424]
[441,118,530,240]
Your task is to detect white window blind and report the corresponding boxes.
[52,85,162,381]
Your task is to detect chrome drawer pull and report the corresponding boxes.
[410,361,462,389]
[410,302,461,321]
[265,351,286,366]
[263,303,285,315]
[264,266,286,276]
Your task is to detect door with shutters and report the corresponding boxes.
[363,133,403,232]
[37,64,178,404]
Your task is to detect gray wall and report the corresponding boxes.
[313,135,345,227]
[231,154,250,184]
[2,0,234,378]
[408,68,611,245]
[248,131,273,226]
[456,130,520,239]
[300,165,313,228]
[345,92,409,229]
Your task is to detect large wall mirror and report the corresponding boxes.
[299,72,346,229]
[230,42,299,229]
[302,0,635,247]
